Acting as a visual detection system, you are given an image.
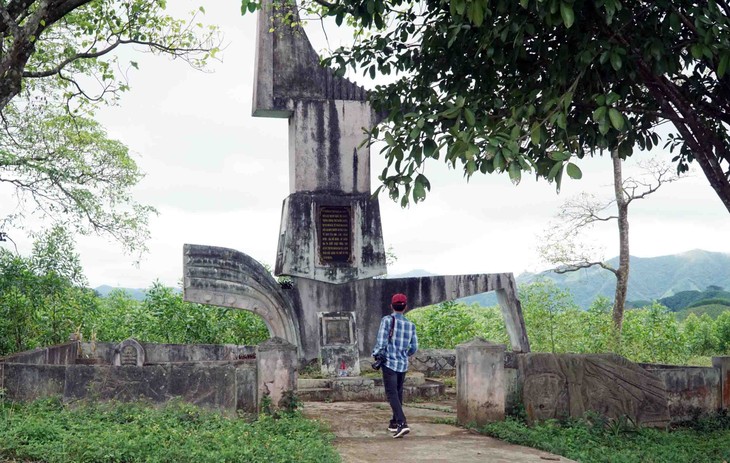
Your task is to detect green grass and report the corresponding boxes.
[0,398,340,463]
[479,414,730,463]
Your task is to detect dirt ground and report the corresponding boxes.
[302,400,576,463]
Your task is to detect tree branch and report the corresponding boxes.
[554,261,618,276]
[21,41,121,78]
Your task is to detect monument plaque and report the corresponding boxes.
[324,319,351,344]
[318,206,352,264]
[121,345,138,366]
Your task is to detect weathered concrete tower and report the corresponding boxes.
[183,0,530,375]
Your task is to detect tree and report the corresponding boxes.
[0,250,37,354]
[1,0,220,252]
[246,0,730,213]
[0,226,96,354]
[538,158,679,331]
[518,279,582,353]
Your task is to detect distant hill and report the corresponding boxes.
[420,250,730,309]
[386,269,438,279]
[94,285,148,301]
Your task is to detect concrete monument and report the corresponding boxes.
[183,0,531,373]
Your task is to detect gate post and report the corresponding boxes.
[456,338,506,426]
[256,337,298,413]
[713,356,730,411]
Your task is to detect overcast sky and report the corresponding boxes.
[5,1,730,289]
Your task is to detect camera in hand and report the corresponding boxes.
[371,352,386,370]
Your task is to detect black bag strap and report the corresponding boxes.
[387,315,395,343]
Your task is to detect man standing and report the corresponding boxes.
[372,293,418,438]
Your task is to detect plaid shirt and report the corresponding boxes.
[372,312,418,373]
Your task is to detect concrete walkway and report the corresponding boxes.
[302,401,576,463]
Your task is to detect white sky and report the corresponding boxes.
[4,1,730,288]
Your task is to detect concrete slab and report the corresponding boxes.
[302,401,575,463]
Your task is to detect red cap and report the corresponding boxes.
[391,293,407,305]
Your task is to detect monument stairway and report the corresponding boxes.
[297,372,446,402]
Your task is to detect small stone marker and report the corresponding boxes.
[113,338,145,367]
[120,345,138,366]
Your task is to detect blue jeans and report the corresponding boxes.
[382,365,406,424]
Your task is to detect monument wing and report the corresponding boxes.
[253,0,366,117]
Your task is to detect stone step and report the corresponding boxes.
[297,377,445,402]
[298,378,332,389]
[298,387,334,402]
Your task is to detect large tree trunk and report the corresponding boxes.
[612,151,630,334]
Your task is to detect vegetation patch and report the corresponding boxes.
[479,414,730,463]
[0,398,339,463]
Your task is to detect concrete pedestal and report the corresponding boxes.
[456,338,506,426]
[256,337,297,412]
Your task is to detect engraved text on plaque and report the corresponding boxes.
[319,206,352,263]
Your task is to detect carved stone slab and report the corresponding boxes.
[113,339,145,367]
[519,353,670,427]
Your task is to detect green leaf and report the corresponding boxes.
[508,162,522,184]
[608,108,624,130]
[547,161,563,180]
[520,0,529,8]
[598,119,609,135]
[718,53,729,78]
[605,92,621,105]
[610,52,622,71]
[471,1,484,27]
[566,162,582,179]
[385,132,395,146]
[557,112,567,130]
[530,123,541,146]
[592,106,607,122]
[549,151,570,161]
[560,2,575,29]
[690,44,704,60]
[466,159,477,176]
[493,152,505,171]
[464,108,476,127]
[423,139,438,158]
[413,175,427,202]
[453,0,466,16]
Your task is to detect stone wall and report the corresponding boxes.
[410,349,456,377]
[0,360,257,414]
[1,342,78,365]
[77,342,256,365]
[442,345,728,425]
[641,364,722,423]
[1,341,261,415]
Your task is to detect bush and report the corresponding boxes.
[481,415,730,463]
[0,399,339,463]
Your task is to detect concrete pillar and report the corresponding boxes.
[456,338,506,426]
[712,356,730,411]
[256,337,298,413]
